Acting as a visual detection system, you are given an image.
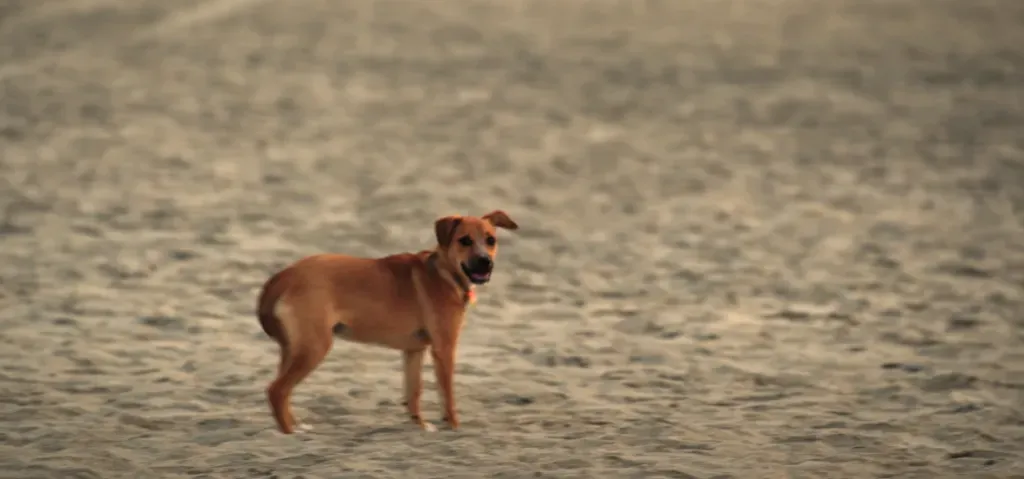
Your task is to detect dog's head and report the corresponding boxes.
[434,210,518,285]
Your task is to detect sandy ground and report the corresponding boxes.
[1,0,1024,477]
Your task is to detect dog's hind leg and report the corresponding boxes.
[267,335,332,434]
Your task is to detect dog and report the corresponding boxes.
[256,210,519,434]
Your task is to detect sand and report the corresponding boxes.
[1,0,1023,477]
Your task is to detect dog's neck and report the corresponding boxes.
[425,251,474,305]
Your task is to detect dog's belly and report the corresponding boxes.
[332,321,429,350]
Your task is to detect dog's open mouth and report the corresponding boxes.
[461,264,492,284]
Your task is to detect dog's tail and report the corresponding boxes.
[256,268,292,346]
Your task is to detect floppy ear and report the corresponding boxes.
[482,210,519,231]
[434,215,462,247]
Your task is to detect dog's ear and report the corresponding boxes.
[434,215,462,247]
[482,210,519,231]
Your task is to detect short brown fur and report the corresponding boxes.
[256,210,519,434]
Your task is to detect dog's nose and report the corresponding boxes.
[473,256,493,270]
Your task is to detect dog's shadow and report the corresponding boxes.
[304,398,433,437]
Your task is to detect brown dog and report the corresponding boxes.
[256,210,518,434]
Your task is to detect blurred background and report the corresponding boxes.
[1,1,1023,478]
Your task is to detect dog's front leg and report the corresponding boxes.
[403,349,436,432]
[430,344,459,430]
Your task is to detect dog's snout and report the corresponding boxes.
[472,255,493,270]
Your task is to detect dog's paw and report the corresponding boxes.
[296,423,314,433]
[442,415,460,430]
[421,422,438,433]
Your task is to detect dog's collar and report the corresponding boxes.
[426,252,475,305]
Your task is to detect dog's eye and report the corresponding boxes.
[458,236,473,247]
[485,236,496,246]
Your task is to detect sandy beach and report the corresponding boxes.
[1,0,1023,477]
